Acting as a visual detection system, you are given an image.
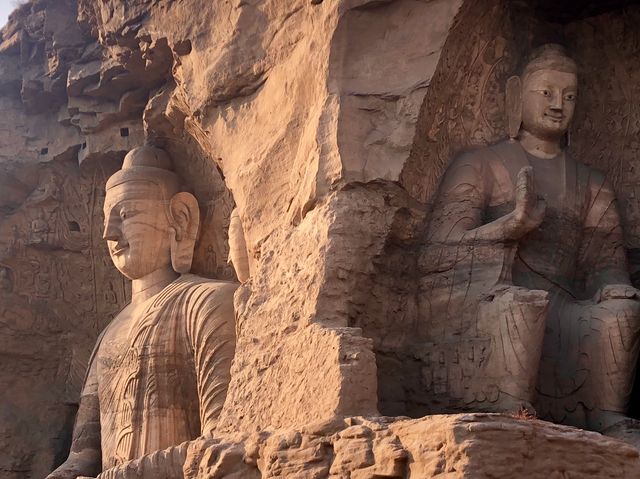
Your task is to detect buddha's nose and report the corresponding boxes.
[103,212,122,241]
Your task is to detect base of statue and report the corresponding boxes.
[96,413,639,478]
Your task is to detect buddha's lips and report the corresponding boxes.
[111,244,129,255]
[545,113,563,121]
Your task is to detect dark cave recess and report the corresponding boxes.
[529,0,640,22]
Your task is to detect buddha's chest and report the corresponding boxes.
[95,305,196,411]
[486,164,587,281]
[94,296,201,467]
[98,310,137,367]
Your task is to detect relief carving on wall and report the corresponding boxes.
[0,156,127,473]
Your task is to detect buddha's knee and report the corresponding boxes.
[579,300,640,408]
[477,285,549,335]
[588,299,640,342]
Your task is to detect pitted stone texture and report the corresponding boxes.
[97,414,640,478]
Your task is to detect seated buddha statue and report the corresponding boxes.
[417,44,640,442]
[47,146,237,478]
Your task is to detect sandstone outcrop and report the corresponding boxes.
[1,0,640,478]
[83,414,640,479]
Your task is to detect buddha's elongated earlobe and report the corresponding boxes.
[168,192,200,274]
[506,75,522,140]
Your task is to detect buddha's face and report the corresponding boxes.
[103,181,173,280]
[521,68,577,141]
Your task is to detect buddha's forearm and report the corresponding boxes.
[47,393,101,479]
[95,435,255,479]
[46,450,101,479]
[464,212,520,243]
[435,211,523,245]
[97,442,188,479]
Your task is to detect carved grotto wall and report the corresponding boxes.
[1,0,640,477]
[0,2,128,476]
[0,1,234,476]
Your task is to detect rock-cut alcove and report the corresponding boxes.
[349,0,640,420]
[0,2,239,475]
[142,86,237,282]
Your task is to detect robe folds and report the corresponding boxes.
[80,274,237,469]
[418,140,640,425]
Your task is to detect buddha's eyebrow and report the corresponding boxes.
[103,199,126,213]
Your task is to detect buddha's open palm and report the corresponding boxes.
[511,166,546,238]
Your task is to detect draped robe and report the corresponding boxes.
[418,140,640,425]
[78,274,236,470]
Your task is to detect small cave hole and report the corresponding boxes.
[82,142,87,150]
[68,221,81,232]
[174,39,192,56]
[120,128,129,137]
[40,147,48,155]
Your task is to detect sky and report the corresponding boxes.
[0,1,18,29]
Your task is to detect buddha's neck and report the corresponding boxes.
[518,130,564,159]
[131,265,179,304]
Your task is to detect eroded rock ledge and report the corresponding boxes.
[97,414,640,478]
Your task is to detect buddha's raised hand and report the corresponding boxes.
[510,166,546,239]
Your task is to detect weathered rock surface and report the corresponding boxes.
[2,0,640,477]
[0,5,129,476]
[94,414,640,478]
[73,0,463,436]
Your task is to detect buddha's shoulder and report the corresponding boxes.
[445,140,515,177]
[453,140,517,164]
[567,156,610,189]
[584,166,617,200]
[578,161,606,181]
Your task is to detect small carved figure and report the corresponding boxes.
[418,45,640,441]
[229,207,251,282]
[35,264,51,298]
[7,224,22,254]
[205,244,217,275]
[103,282,118,306]
[29,210,50,245]
[47,146,238,478]
[0,267,12,292]
[26,171,61,205]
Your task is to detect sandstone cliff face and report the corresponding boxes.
[2,0,640,478]
[0,2,129,476]
[74,0,463,435]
